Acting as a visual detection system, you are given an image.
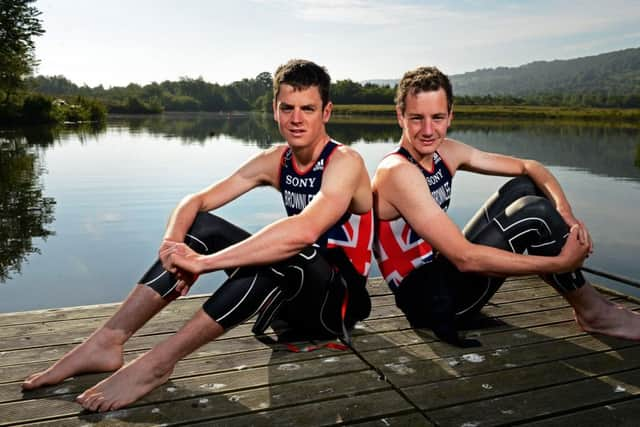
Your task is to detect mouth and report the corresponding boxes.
[289,128,306,137]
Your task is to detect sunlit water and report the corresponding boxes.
[1,113,639,312]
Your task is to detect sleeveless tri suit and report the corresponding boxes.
[374,146,585,346]
[140,140,373,339]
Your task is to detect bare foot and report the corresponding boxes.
[76,353,173,412]
[575,304,640,341]
[22,330,124,391]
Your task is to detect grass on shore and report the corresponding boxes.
[332,104,640,123]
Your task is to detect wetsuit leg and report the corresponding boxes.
[452,176,585,322]
[275,248,370,339]
[397,176,586,343]
[139,212,250,298]
[202,246,369,337]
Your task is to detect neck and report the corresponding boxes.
[291,135,330,169]
[400,140,434,170]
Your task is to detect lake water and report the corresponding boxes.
[1,113,639,313]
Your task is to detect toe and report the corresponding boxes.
[86,394,103,412]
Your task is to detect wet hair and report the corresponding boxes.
[395,66,453,114]
[273,59,331,107]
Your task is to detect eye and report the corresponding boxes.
[302,106,316,113]
[280,104,293,112]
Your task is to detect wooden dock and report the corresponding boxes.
[1,277,639,426]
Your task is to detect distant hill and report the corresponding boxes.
[364,48,640,98]
[451,47,640,96]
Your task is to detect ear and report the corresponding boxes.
[447,104,454,127]
[272,100,278,122]
[323,101,333,123]
[396,106,405,129]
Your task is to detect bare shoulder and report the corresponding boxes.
[332,143,366,164]
[374,153,417,187]
[237,144,288,186]
[325,144,367,176]
[438,138,473,171]
[262,143,289,160]
[250,143,288,168]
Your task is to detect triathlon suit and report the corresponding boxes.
[374,146,585,346]
[140,140,373,339]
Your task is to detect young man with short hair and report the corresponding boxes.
[23,59,374,411]
[373,66,640,346]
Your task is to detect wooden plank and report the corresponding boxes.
[0,345,363,402]
[8,387,407,426]
[0,295,205,327]
[348,412,433,426]
[520,398,640,426]
[426,368,640,426]
[183,390,415,427]
[1,354,374,424]
[1,275,637,426]
[7,373,396,426]
[0,276,543,327]
[0,276,567,340]
[488,286,560,304]
[401,344,640,409]
[0,333,353,385]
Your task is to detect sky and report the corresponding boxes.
[33,0,640,88]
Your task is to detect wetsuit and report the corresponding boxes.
[140,140,373,339]
[374,147,585,345]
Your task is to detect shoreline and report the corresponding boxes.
[331,104,640,124]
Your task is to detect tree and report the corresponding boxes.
[0,0,45,103]
[0,132,55,282]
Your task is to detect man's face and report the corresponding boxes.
[273,84,332,148]
[398,88,452,160]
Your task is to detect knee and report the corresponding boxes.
[187,212,225,238]
[505,196,567,236]
[499,176,541,199]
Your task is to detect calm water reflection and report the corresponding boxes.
[1,113,639,312]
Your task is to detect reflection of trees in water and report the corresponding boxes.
[450,123,640,181]
[110,113,282,148]
[111,113,402,147]
[328,119,398,144]
[0,131,56,282]
[108,114,640,181]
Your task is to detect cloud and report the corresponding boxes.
[255,0,640,44]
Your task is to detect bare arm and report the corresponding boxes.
[443,139,592,249]
[374,156,588,277]
[163,145,283,243]
[167,146,371,274]
[157,146,284,293]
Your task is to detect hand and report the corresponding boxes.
[561,214,594,256]
[160,242,205,297]
[160,242,204,273]
[574,219,593,255]
[558,225,590,272]
[174,269,198,296]
[159,239,181,273]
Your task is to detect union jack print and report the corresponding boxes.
[327,210,374,276]
[375,217,433,289]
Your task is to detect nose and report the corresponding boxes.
[421,119,433,135]
[291,107,303,123]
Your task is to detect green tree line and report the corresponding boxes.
[27,73,640,114]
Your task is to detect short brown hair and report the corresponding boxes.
[395,66,453,114]
[273,59,331,107]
